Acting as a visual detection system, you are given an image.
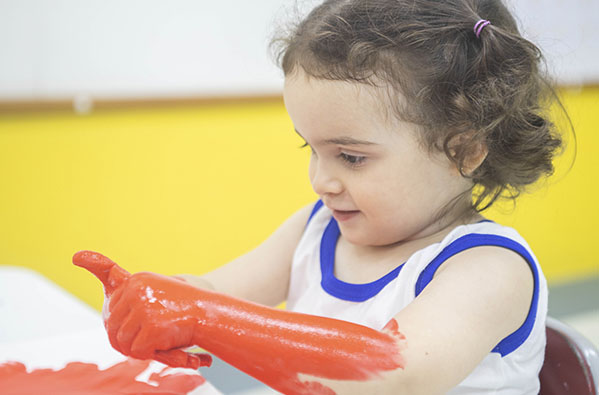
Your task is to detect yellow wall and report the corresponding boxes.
[1,87,597,311]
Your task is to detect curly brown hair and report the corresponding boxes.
[271,0,567,211]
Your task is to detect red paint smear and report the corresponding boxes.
[383,318,406,340]
[0,359,205,395]
[74,250,407,395]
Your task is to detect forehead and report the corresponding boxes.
[283,70,384,112]
[283,71,398,140]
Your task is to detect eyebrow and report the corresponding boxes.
[294,129,377,146]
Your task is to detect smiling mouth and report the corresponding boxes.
[332,209,360,222]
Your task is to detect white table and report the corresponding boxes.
[0,265,221,394]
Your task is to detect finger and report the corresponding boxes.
[106,281,125,319]
[190,352,213,368]
[129,325,160,360]
[72,250,130,296]
[154,349,212,369]
[129,323,194,363]
[116,312,142,356]
[104,293,131,352]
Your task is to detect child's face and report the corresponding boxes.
[283,71,472,246]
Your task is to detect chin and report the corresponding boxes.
[338,228,363,244]
[340,229,382,246]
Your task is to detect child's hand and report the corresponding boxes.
[73,251,212,369]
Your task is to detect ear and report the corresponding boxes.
[462,139,488,176]
[447,131,488,177]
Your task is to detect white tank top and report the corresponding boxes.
[287,201,547,394]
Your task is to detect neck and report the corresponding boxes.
[343,204,483,258]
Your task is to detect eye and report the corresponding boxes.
[339,152,366,168]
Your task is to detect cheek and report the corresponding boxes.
[352,176,398,210]
[308,156,316,183]
[355,170,418,214]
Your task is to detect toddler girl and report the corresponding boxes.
[74,1,565,393]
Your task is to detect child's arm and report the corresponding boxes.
[73,250,404,394]
[73,245,533,395]
[176,203,314,306]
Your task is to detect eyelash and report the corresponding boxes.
[339,152,366,168]
[300,142,366,168]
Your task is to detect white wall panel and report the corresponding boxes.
[0,0,596,100]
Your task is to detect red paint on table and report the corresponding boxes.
[0,358,205,395]
[74,250,406,395]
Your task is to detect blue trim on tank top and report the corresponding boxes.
[414,233,540,357]
[316,216,493,302]
[319,218,406,302]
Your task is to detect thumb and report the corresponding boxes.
[73,250,130,296]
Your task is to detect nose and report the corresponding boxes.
[310,158,343,196]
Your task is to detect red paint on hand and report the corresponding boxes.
[73,251,130,297]
[0,359,205,395]
[73,251,212,370]
[74,251,406,395]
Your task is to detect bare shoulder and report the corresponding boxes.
[389,245,535,393]
[271,201,317,237]
[437,245,535,329]
[200,202,316,306]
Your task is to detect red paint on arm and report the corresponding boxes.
[383,318,405,340]
[74,251,406,395]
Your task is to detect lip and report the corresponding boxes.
[332,209,360,222]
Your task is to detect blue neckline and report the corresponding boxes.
[319,218,406,302]
[311,200,537,357]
